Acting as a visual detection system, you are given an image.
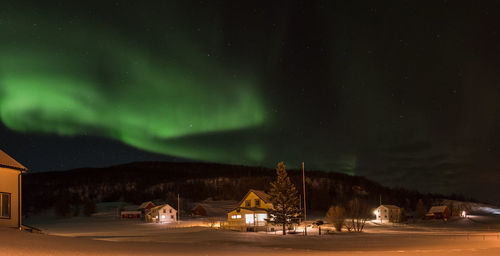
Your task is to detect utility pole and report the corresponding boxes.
[302,162,307,236]
[177,193,180,223]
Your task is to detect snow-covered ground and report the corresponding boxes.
[2,203,499,255]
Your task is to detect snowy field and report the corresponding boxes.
[2,206,499,255]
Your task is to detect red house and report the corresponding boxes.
[427,206,450,220]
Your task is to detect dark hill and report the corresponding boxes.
[22,161,455,217]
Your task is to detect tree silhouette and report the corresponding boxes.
[267,162,302,235]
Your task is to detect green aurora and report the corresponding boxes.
[0,9,268,164]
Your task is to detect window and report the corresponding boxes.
[169,209,172,213]
[171,215,174,219]
[245,200,251,207]
[254,199,260,207]
[0,193,11,218]
[231,214,241,219]
[256,213,267,226]
[245,214,254,224]
[163,209,166,213]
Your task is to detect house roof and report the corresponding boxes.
[0,149,27,171]
[229,207,270,213]
[138,201,155,209]
[239,189,271,204]
[251,189,271,203]
[429,205,448,213]
[192,199,238,216]
[150,204,176,212]
[379,205,400,210]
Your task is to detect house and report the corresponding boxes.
[227,189,273,231]
[191,199,238,217]
[148,204,177,223]
[137,201,156,215]
[373,205,401,223]
[120,211,142,219]
[0,149,27,228]
[427,206,450,220]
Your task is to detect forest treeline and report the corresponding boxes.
[22,161,471,218]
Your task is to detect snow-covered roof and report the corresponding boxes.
[429,205,448,213]
[378,205,400,210]
[138,201,155,209]
[192,199,238,216]
[0,149,27,171]
[151,204,176,212]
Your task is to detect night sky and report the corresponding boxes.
[1,1,500,203]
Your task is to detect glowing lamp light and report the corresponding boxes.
[461,211,467,218]
[373,210,378,215]
[162,215,166,219]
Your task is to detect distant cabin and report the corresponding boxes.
[191,199,238,217]
[137,201,156,214]
[374,205,401,223]
[0,149,27,228]
[227,189,273,231]
[427,206,450,220]
[120,211,141,219]
[148,204,177,223]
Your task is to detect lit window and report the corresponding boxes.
[0,193,11,218]
[162,215,166,219]
[256,213,267,226]
[245,214,254,224]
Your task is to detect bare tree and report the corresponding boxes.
[345,198,369,232]
[325,205,346,232]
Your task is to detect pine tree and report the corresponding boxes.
[267,162,302,235]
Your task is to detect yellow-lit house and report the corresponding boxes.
[0,149,27,228]
[227,189,273,231]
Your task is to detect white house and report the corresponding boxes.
[0,149,27,228]
[149,204,177,223]
[373,205,401,223]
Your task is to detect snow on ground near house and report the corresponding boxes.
[7,204,500,255]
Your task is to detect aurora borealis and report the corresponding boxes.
[0,1,268,164]
[1,1,500,202]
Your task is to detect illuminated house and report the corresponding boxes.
[148,204,177,223]
[0,149,27,228]
[373,205,401,223]
[227,189,273,231]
